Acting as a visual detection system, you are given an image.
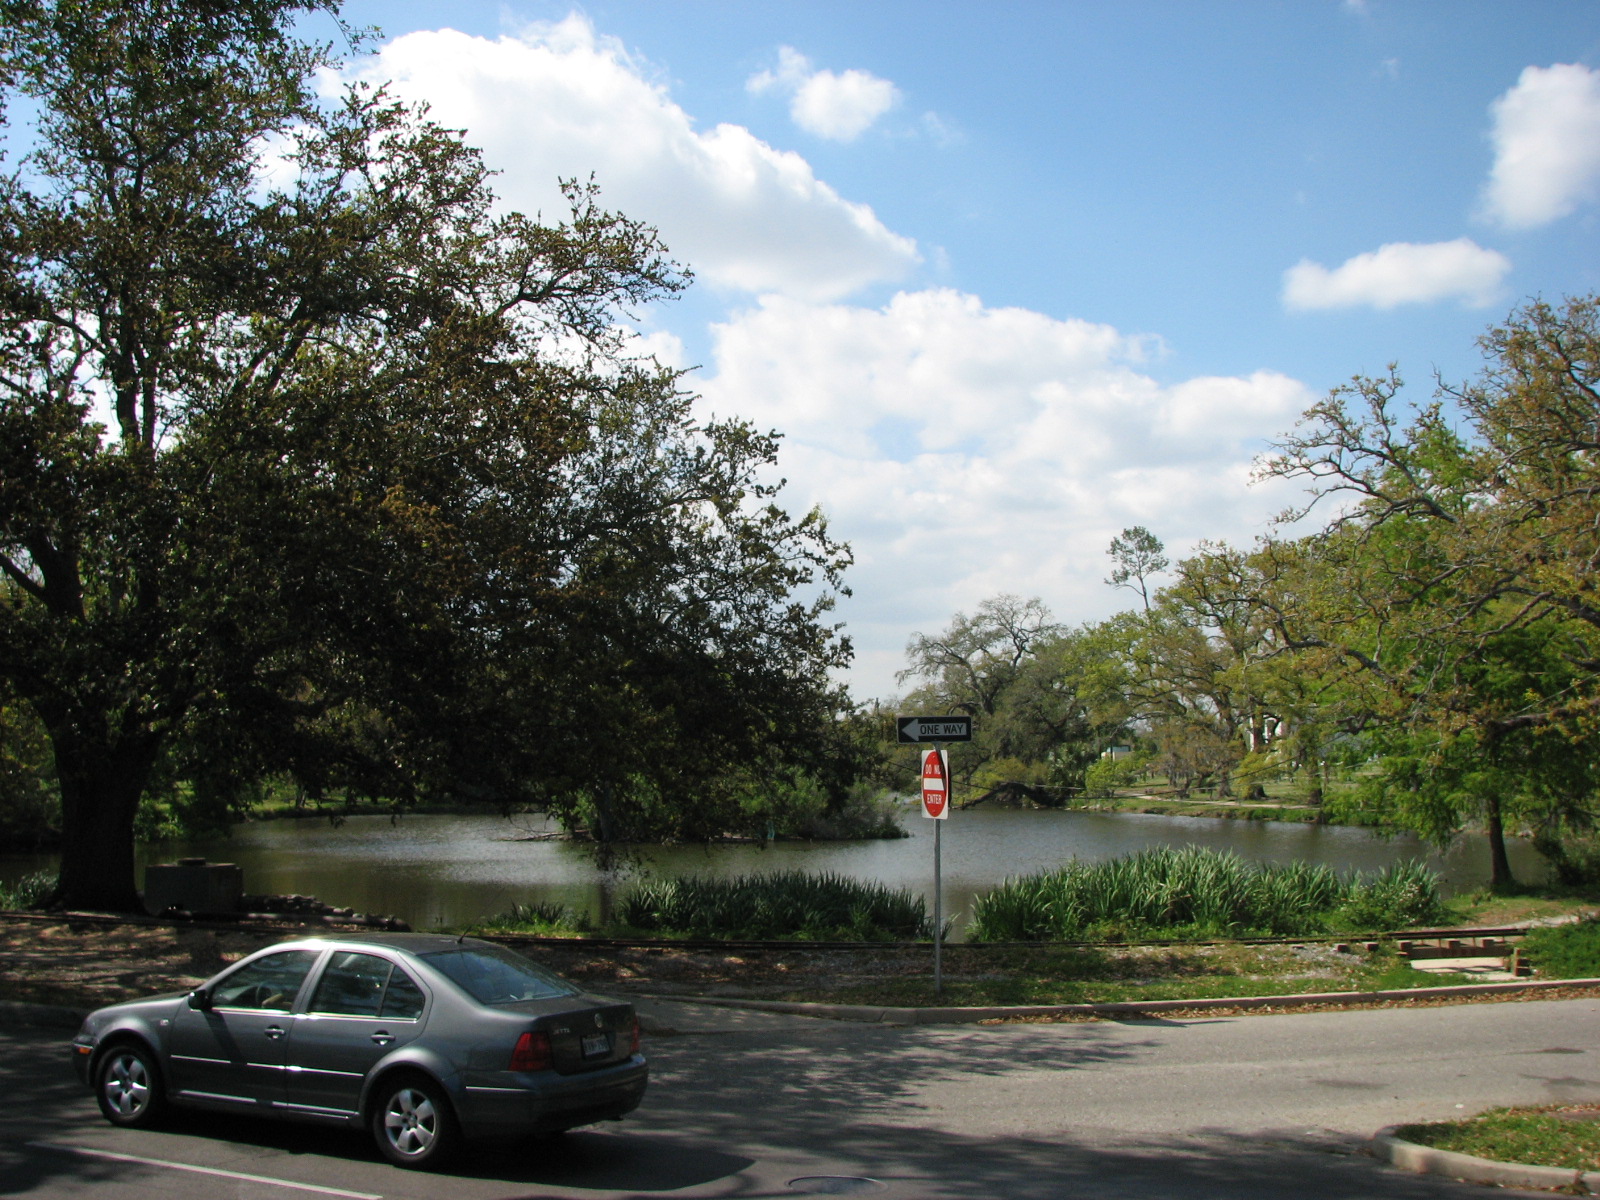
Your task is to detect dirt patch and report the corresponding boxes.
[511,940,952,998]
[0,916,941,1010]
[0,917,281,1008]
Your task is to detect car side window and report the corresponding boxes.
[381,967,425,1020]
[309,952,392,1017]
[213,950,319,1011]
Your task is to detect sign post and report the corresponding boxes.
[920,744,950,995]
[899,716,970,997]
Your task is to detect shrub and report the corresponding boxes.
[1328,861,1445,931]
[472,899,586,936]
[969,847,1444,941]
[617,870,932,940]
[788,782,908,841]
[0,868,57,910]
[1083,756,1145,798]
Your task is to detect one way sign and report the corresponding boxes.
[896,715,973,744]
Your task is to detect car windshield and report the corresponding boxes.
[420,943,579,1005]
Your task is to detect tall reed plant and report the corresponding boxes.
[618,870,933,941]
[969,847,1443,941]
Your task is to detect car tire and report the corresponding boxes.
[95,1042,166,1128]
[371,1075,458,1169]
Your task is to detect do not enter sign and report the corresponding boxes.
[921,748,949,819]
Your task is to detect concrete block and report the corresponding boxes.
[143,859,243,916]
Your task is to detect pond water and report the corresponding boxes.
[0,804,1548,937]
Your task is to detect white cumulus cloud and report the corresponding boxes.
[747,46,901,141]
[341,17,918,300]
[1482,63,1600,228]
[699,290,1314,700]
[1281,239,1511,311]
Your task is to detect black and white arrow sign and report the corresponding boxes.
[896,715,973,744]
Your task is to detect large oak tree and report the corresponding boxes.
[0,0,851,909]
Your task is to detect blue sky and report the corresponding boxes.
[327,1,1600,701]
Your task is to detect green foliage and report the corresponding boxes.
[1520,919,1600,979]
[1082,753,1148,798]
[1534,835,1600,888]
[896,598,1129,800]
[968,847,1444,941]
[782,781,907,841]
[0,693,59,850]
[1106,525,1169,611]
[0,868,58,910]
[471,900,587,937]
[1260,297,1600,887]
[617,870,933,941]
[1326,861,1446,931]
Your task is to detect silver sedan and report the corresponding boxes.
[70,931,648,1169]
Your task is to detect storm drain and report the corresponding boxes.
[787,1178,887,1195]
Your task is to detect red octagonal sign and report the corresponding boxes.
[921,748,949,820]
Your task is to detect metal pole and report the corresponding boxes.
[933,741,943,996]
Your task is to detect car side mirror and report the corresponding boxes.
[187,988,212,1011]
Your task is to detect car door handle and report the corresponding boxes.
[263,1025,287,1040]
[370,1031,394,1045]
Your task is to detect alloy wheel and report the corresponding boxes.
[382,1087,438,1157]
[102,1051,151,1118]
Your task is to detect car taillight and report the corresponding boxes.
[509,1031,553,1072]
[629,1016,641,1055]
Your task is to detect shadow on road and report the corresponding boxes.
[0,1019,1551,1198]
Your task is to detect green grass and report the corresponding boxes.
[1439,889,1600,928]
[1396,1106,1600,1172]
[615,870,933,941]
[1520,918,1600,978]
[969,848,1445,942]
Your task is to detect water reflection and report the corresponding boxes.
[0,806,1549,936]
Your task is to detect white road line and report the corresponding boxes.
[26,1142,384,1199]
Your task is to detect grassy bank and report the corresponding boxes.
[465,852,1600,947]
[1395,1106,1600,1172]
[743,940,1480,1008]
[1062,795,1325,823]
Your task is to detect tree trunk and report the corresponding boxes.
[51,725,160,912]
[1485,792,1516,891]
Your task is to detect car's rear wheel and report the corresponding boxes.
[371,1075,458,1169]
[95,1043,166,1128]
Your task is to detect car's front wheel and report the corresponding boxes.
[95,1043,166,1128]
[371,1075,458,1169]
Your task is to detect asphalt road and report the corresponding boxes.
[4,994,1598,1199]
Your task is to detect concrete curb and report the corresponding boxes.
[634,976,1600,1025]
[1374,1126,1600,1194]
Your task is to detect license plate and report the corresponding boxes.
[581,1032,610,1059]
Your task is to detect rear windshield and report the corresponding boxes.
[420,943,579,1005]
